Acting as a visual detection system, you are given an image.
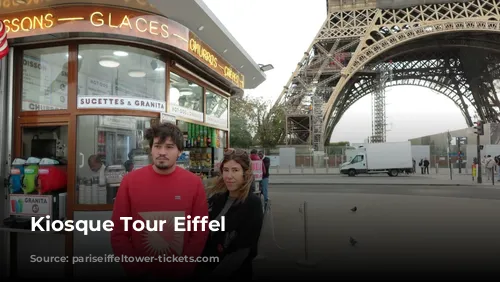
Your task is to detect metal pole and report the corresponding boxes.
[477,134,482,184]
[492,166,494,185]
[435,156,438,174]
[447,131,452,180]
[303,201,308,261]
[449,158,452,180]
[458,138,462,174]
[447,147,452,180]
[297,201,316,267]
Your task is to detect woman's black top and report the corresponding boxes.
[196,191,264,279]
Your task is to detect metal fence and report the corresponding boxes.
[234,145,476,172]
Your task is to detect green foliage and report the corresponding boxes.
[229,95,261,148]
[329,141,350,147]
[229,115,253,148]
[229,95,285,148]
[326,141,351,155]
[256,103,286,148]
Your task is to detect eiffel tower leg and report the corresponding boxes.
[276,0,500,145]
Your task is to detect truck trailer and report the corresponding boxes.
[340,141,413,177]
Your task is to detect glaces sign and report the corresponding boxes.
[2,5,246,90]
[0,0,155,12]
[2,6,190,52]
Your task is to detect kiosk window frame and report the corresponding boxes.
[12,39,234,212]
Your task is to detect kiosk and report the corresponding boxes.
[0,1,265,278]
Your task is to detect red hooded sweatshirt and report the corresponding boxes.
[110,165,209,278]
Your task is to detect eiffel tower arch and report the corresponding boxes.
[276,0,500,149]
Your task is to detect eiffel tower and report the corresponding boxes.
[276,0,500,150]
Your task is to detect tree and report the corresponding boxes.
[229,95,286,148]
[230,115,253,148]
[329,141,350,147]
[229,95,262,148]
[255,103,286,148]
[327,141,351,155]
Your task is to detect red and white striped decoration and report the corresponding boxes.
[0,20,9,60]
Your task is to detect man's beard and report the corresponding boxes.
[154,162,171,170]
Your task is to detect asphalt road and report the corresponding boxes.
[253,184,500,280]
[268,173,491,186]
[268,183,500,200]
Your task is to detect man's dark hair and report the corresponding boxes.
[88,154,101,164]
[250,149,257,154]
[144,122,184,151]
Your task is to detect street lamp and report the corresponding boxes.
[259,64,274,72]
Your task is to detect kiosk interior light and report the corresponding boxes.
[128,70,146,78]
[15,0,27,4]
[65,54,82,59]
[99,56,120,68]
[155,66,165,71]
[113,51,129,57]
[180,88,193,96]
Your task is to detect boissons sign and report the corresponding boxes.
[3,5,245,89]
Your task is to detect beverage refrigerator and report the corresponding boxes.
[176,121,227,180]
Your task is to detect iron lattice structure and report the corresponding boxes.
[276,0,500,147]
[370,63,392,143]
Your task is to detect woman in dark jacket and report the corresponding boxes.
[196,148,264,280]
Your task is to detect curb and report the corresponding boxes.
[270,182,489,187]
[271,173,473,176]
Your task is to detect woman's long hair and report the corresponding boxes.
[207,148,254,201]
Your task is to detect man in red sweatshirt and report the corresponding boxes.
[110,122,209,279]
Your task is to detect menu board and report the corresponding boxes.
[22,55,68,111]
[170,104,204,122]
[87,77,112,96]
[169,87,204,122]
[116,83,148,99]
[205,91,228,129]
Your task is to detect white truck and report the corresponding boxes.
[340,141,413,177]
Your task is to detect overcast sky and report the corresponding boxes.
[203,0,469,143]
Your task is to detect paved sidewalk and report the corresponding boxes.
[269,167,474,176]
[269,172,499,187]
